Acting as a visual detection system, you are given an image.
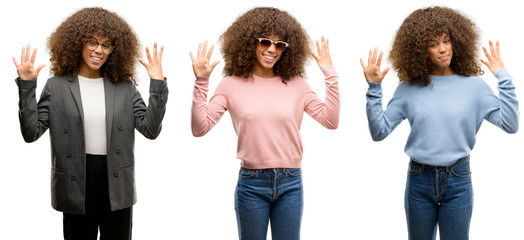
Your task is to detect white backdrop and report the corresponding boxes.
[1,0,522,239]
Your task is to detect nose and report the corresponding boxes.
[94,43,104,53]
[267,43,276,52]
[438,44,446,53]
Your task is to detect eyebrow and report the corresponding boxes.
[88,38,112,44]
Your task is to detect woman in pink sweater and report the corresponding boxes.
[190,7,339,240]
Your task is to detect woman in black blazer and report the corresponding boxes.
[13,7,168,240]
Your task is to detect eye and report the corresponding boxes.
[87,40,98,47]
[274,41,288,51]
[259,39,272,48]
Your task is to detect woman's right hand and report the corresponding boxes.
[13,44,45,80]
[360,47,390,84]
[190,41,220,78]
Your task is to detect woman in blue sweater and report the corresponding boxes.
[360,6,519,240]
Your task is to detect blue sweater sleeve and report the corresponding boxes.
[366,82,406,141]
[483,68,519,133]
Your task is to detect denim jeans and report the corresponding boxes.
[405,156,473,240]
[235,167,303,240]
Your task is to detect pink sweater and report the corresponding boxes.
[192,66,340,169]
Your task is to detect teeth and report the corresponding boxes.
[91,57,102,61]
[263,55,275,60]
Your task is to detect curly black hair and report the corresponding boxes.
[219,7,311,83]
[47,7,140,84]
[389,6,483,86]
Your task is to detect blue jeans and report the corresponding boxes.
[235,167,303,240]
[405,156,473,240]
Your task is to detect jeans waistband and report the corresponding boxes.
[410,155,470,172]
[240,167,300,173]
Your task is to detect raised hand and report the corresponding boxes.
[311,36,332,71]
[13,44,46,80]
[139,42,164,80]
[190,41,220,77]
[360,47,390,84]
[480,40,504,74]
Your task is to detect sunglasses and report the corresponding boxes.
[257,38,289,52]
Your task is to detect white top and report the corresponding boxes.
[78,75,107,155]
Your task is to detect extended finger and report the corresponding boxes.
[158,45,164,62]
[367,49,372,66]
[210,60,220,69]
[145,46,153,63]
[360,58,366,69]
[315,40,321,55]
[383,67,391,75]
[489,40,496,56]
[323,37,330,54]
[13,56,20,67]
[494,40,500,58]
[25,44,31,63]
[197,42,203,58]
[311,51,319,61]
[138,58,148,68]
[202,41,209,58]
[372,47,378,65]
[30,47,38,63]
[377,51,384,66]
[482,46,492,62]
[36,64,46,74]
[206,44,215,59]
[152,42,158,61]
[21,46,26,63]
[190,51,196,62]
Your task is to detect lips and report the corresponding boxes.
[262,55,275,61]
[439,55,450,61]
[90,56,103,64]
[263,54,275,62]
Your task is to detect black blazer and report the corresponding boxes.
[17,75,168,214]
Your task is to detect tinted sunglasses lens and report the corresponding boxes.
[260,39,272,48]
[275,42,286,51]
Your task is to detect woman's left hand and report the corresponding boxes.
[480,40,504,74]
[311,36,332,71]
[139,42,164,80]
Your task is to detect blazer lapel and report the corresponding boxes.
[69,75,84,125]
[104,78,115,146]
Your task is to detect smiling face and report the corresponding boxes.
[78,35,112,78]
[252,35,284,78]
[427,33,454,76]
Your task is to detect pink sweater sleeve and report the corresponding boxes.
[191,76,228,137]
[304,66,340,129]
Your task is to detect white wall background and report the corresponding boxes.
[1,0,522,239]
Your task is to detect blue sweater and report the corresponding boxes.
[366,68,519,166]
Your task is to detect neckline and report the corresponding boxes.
[78,75,104,81]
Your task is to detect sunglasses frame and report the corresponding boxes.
[257,38,289,52]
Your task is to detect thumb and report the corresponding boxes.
[210,60,220,70]
[36,64,46,73]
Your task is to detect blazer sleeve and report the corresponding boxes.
[16,78,50,142]
[133,78,168,139]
